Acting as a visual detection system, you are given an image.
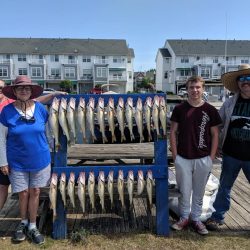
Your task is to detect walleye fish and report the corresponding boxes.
[49,173,58,221]
[59,172,67,207]
[159,97,167,137]
[87,97,97,143]
[127,170,134,208]
[67,172,75,208]
[77,97,87,143]
[88,171,96,212]
[152,95,160,137]
[77,172,86,215]
[137,170,145,195]
[144,96,153,141]
[116,97,126,142]
[58,97,71,145]
[135,98,144,143]
[117,170,125,211]
[98,171,106,213]
[125,97,135,141]
[146,170,155,210]
[97,97,108,143]
[66,97,76,144]
[107,171,114,208]
[107,97,116,143]
[49,97,60,151]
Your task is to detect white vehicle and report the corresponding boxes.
[178,88,188,97]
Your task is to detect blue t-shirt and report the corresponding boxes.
[0,101,51,172]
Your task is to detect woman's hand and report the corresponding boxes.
[0,165,9,175]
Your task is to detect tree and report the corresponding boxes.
[60,80,72,93]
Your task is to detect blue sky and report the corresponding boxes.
[1,0,250,71]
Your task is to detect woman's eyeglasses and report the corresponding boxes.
[238,75,250,82]
[15,86,32,92]
[19,116,36,123]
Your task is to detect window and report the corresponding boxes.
[180,69,190,76]
[18,54,27,62]
[31,67,42,77]
[97,67,107,77]
[165,58,170,63]
[127,58,131,63]
[96,56,107,64]
[65,67,75,78]
[196,56,200,60]
[82,56,91,63]
[164,72,168,79]
[112,73,122,80]
[18,68,28,75]
[51,68,60,77]
[82,69,92,80]
[241,57,249,64]
[0,66,8,77]
[113,56,122,63]
[201,67,210,78]
[181,56,189,63]
[213,57,218,63]
[50,55,59,62]
[128,71,132,79]
[213,69,219,76]
[68,55,76,64]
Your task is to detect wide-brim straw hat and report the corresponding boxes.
[221,64,250,93]
[2,75,43,100]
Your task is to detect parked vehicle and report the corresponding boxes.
[178,88,188,97]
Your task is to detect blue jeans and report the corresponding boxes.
[211,155,250,223]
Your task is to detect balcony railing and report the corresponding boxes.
[47,75,61,80]
[80,75,93,80]
[28,59,45,64]
[0,59,11,64]
[175,76,189,81]
[109,76,126,81]
[94,59,109,64]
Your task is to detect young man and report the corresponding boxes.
[206,64,250,230]
[0,78,66,211]
[170,76,221,235]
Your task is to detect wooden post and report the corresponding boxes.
[155,138,169,236]
[52,130,67,239]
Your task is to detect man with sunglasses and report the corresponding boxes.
[206,64,250,231]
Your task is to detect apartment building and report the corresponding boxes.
[0,38,134,93]
[156,39,250,96]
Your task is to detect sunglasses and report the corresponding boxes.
[19,116,36,123]
[238,75,250,82]
[15,86,32,92]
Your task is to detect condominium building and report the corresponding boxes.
[156,39,250,96]
[0,38,134,93]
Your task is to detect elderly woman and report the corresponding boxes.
[0,76,50,245]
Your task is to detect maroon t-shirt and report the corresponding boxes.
[171,101,222,159]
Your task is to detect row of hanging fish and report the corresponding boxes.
[48,95,167,149]
[49,170,155,220]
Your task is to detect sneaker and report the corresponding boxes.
[205,218,221,231]
[192,221,208,235]
[171,218,189,231]
[27,228,45,245]
[12,223,27,242]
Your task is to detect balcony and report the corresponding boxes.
[0,59,11,64]
[47,75,61,80]
[28,59,45,64]
[80,75,93,80]
[94,59,109,64]
[175,76,189,81]
[62,59,77,65]
[109,75,127,81]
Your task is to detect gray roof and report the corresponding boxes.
[0,38,133,56]
[159,48,171,57]
[167,39,250,56]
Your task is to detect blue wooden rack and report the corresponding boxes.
[51,93,169,239]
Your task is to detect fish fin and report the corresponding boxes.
[83,137,87,143]
[55,143,61,152]
[112,134,116,143]
[121,135,126,142]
